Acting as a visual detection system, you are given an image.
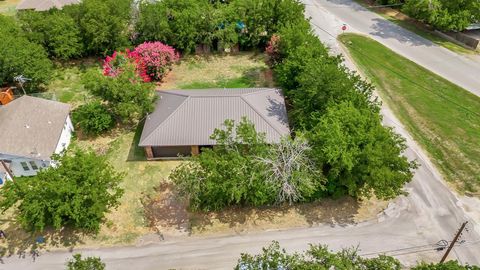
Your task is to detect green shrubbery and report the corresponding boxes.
[82,63,156,125]
[0,149,124,232]
[66,254,105,270]
[135,0,305,53]
[171,118,321,211]
[236,241,479,270]
[0,15,53,91]
[72,101,115,135]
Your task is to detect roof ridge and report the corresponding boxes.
[140,95,190,145]
[240,88,275,96]
[240,94,284,137]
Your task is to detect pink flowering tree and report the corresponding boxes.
[103,50,151,83]
[133,41,179,81]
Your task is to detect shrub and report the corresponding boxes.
[0,148,124,232]
[73,101,115,135]
[84,64,156,123]
[133,41,179,81]
[66,254,105,270]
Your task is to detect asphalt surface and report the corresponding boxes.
[1,1,479,269]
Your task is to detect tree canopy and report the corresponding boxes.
[83,63,156,124]
[170,118,321,211]
[236,241,479,270]
[66,254,105,270]
[0,148,124,232]
[0,15,52,91]
[18,10,83,59]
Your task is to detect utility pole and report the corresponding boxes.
[440,221,468,263]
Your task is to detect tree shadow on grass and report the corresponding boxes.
[0,222,87,262]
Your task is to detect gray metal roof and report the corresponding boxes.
[0,96,70,160]
[17,0,81,11]
[139,88,290,147]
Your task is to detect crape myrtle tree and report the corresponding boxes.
[0,15,53,91]
[83,62,156,124]
[0,148,124,232]
[236,241,480,270]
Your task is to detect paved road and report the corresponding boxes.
[1,1,480,269]
[304,0,480,97]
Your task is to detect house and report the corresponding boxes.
[0,96,73,183]
[16,0,81,11]
[139,88,290,159]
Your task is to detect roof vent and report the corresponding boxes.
[25,124,30,129]
[48,121,52,124]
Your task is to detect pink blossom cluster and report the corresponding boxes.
[133,41,180,81]
[265,34,281,65]
[103,50,151,83]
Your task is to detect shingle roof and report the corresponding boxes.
[17,0,80,11]
[0,96,70,160]
[139,88,290,147]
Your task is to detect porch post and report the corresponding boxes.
[144,146,154,160]
[191,145,200,156]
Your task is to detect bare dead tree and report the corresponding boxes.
[257,136,317,204]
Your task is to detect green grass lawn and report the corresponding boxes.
[353,0,476,55]
[44,59,99,106]
[159,52,274,90]
[339,33,480,194]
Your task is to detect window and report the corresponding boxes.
[20,162,30,171]
[29,161,39,170]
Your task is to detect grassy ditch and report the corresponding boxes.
[339,33,480,194]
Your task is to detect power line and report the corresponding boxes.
[308,21,480,118]
[359,239,480,257]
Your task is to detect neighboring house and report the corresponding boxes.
[0,96,73,183]
[16,0,81,11]
[139,88,290,159]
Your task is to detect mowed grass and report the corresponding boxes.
[339,34,480,194]
[159,52,274,90]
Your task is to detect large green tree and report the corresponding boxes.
[0,149,124,232]
[403,0,480,31]
[0,15,52,91]
[65,0,132,55]
[18,10,84,59]
[305,102,416,198]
